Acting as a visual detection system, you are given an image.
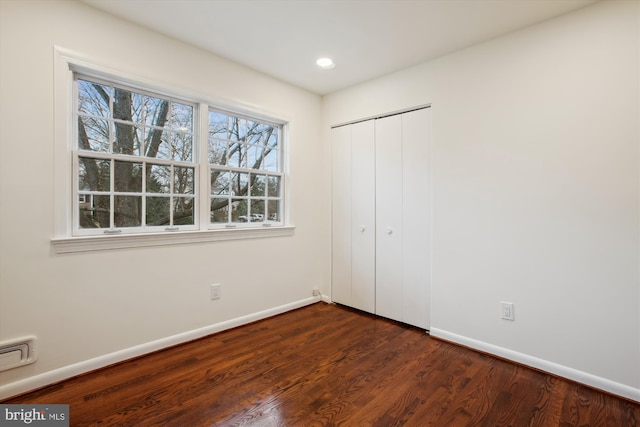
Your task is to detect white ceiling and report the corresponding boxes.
[81,0,598,95]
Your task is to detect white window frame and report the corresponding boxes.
[51,47,294,253]
[207,108,285,229]
[73,74,200,236]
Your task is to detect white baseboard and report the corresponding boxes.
[430,327,640,403]
[0,296,321,400]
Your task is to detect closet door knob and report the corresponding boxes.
[359,225,366,232]
[385,227,393,235]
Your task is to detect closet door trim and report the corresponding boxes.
[330,104,431,130]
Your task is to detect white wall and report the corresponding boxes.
[0,0,329,396]
[324,0,639,399]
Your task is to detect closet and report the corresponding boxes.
[331,107,431,330]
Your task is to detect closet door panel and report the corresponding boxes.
[331,125,352,306]
[401,108,431,329]
[350,120,376,313]
[375,115,403,322]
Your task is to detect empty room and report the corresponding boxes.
[0,0,638,425]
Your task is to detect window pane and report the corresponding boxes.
[79,195,110,229]
[78,117,109,152]
[147,164,170,193]
[174,166,194,194]
[250,199,265,222]
[144,96,169,128]
[144,127,168,159]
[146,196,170,226]
[250,174,266,197]
[112,88,143,123]
[245,121,258,144]
[267,176,280,197]
[209,111,230,139]
[263,125,277,147]
[211,198,229,223]
[154,133,172,160]
[247,121,274,146]
[229,117,246,142]
[172,103,193,131]
[228,142,244,168]
[264,148,278,172]
[79,157,110,191]
[267,200,280,222]
[230,172,249,196]
[174,197,194,225]
[209,138,227,165]
[211,170,230,195]
[247,145,262,169]
[114,161,142,192]
[113,122,141,156]
[267,129,278,146]
[78,80,110,118]
[233,198,247,222]
[113,123,142,155]
[114,195,141,227]
[171,133,193,162]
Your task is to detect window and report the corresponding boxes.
[51,49,293,252]
[68,69,287,242]
[208,110,283,227]
[75,76,197,235]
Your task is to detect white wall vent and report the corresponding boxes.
[0,336,37,371]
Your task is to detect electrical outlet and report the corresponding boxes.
[211,284,221,300]
[500,301,514,321]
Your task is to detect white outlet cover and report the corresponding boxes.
[500,301,514,321]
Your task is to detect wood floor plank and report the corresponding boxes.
[3,302,638,426]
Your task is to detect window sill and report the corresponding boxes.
[51,226,296,253]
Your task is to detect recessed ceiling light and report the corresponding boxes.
[316,57,335,69]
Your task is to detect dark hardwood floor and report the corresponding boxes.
[4,302,638,426]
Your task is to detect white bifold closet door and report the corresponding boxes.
[331,124,352,306]
[331,120,375,313]
[374,114,403,321]
[331,107,430,330]
[350,121,376,313]
[400,109,431,329]
[375,109,431,329]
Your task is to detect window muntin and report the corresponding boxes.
[75,76,197,234]
[208,110,283,226]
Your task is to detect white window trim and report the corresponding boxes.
[52,46,294,253]
[51,226,296,253]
